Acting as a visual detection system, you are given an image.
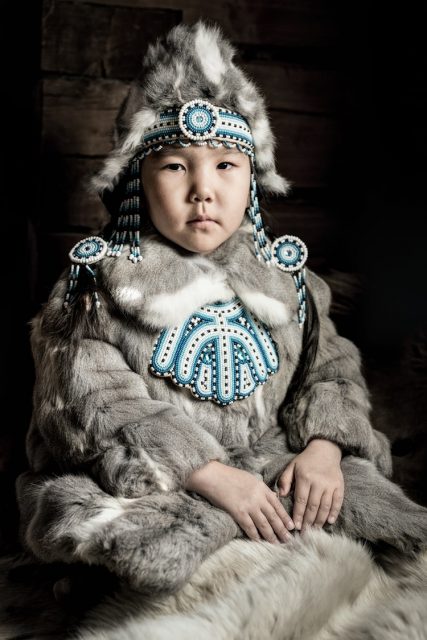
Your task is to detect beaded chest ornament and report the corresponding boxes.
[150,298,279,406]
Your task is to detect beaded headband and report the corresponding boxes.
[65,98,308,328]
[141,99,254,153]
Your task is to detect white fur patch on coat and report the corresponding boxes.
[237,290,290,327]
[146,274,235,328]
[74,500,125,544]
[114,286,143,305]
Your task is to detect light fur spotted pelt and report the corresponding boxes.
[75,530,427,640]
[1,529,426,640]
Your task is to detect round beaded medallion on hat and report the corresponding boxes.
[178,99,219,141]
[271,235,308,272]
[69,236,108,265]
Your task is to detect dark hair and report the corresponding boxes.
[282,284,320,407]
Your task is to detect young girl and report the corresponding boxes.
[16,21,427,595]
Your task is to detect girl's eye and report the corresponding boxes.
[217,162,233,170]
[165,163,184,171]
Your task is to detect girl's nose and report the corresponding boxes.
[190,190,212,203]
[189,168,214,203]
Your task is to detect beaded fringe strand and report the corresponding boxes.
[107,156,143,263]
[247,161,272,264]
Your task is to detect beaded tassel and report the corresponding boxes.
[63,236,108,310]
[293,268,307,328]
[64,264,101,309]
[247,162,272,265]
[85,265,101,308]
[107,156,143,263]
[64,264,80,308]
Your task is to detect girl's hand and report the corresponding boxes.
[277,439,344,532]
[185,461,296,544]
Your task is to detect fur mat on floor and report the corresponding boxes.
[2,527,427,639]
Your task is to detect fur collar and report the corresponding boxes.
[100,225,300,330]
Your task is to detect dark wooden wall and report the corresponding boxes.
[1,0,426,549]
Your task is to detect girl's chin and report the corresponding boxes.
[176,233,227,255]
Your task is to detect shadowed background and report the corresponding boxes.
[1,0,426,551]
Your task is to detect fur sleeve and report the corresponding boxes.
[28,279,230,498]
[281,269,393,478]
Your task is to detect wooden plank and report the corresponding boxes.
[42,76,129,155]
[271,111,341,188]
[42,2,181,78]
[242,62,343,114]
[40,156,109,230]
[50,0,336,10]
[46,0,340,49]
[42,77,341,187]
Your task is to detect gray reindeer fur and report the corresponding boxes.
[16,222,427,595]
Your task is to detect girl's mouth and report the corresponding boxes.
[188,217,217,227]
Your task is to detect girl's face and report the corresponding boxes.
[141,144,251,254]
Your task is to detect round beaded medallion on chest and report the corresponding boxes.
[150,298,280,406]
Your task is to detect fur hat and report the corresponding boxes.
[66,21,308,329]
[91,20,291,199]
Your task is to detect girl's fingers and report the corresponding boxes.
[239,514,262,542]
[327,487,344,524]
[301,485,324,530]
[261,503,293,543]
[313,491,333,528]
[267,491,295,530]
[253,510,281,545]
[292,479,310,530]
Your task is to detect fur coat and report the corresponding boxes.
[16,221,427,595]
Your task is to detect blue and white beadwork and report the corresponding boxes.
[107,156,142,263]
[64,236,108,309]
[150,298,279,406]
[142,99,254,153]
[271,235,307,272]
[271,235,308,328]
[179,100,219,140]
[69,236,108,265]
[247,169,272,264]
